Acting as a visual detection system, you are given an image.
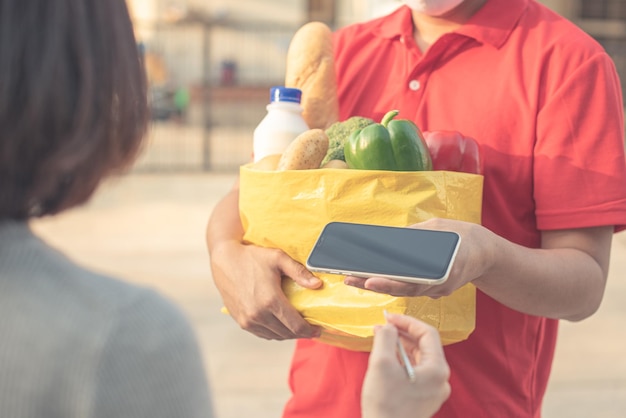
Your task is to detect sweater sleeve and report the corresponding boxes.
[92,289,214,418]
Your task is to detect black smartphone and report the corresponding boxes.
[306,221,461,285]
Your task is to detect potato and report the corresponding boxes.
[251,153,282,171]
[277,129,329,170]
[321,159,349,169]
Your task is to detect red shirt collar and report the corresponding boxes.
[373,0,529,49]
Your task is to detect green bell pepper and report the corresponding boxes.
[343,110,432,171]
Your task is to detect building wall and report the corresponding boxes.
[540,0,578,17]
[129,0,308,88]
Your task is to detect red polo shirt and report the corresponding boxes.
[283,1,626,417]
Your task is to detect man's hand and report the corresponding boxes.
[344,217,612,321]
[344,218,490,298]
[210,240,322,340]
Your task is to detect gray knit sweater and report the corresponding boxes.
[0,221,214,418]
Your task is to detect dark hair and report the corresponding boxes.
[0,0,148,219]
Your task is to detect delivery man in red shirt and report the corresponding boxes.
[206,0,626,416]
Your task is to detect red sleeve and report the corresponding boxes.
[534,52,626,232]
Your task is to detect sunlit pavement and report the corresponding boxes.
[31,172,626,418]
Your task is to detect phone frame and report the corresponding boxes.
[305,221,461,285]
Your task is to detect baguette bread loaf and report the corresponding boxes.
[285,21,339,130]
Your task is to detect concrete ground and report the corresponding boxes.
[31,172,626,418]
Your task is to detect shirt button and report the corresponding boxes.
[409,80,421,91]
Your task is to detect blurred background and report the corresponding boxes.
[125,0,626,172]
[32,1,626,418]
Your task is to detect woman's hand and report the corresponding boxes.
[362,313,450,418]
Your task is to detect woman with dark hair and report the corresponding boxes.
[0,1,214,416]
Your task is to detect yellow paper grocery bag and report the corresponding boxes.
[239,164,483,352]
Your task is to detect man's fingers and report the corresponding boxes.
[241,306,320,340]
[275,303,322,339]
[277,251,323,289]
[363,277,428,296]
[265,291,321,339]
[248,317,315,340]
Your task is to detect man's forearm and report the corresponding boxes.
[206,184,243,254]
[476,226,612,321]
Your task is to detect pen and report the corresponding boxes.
[384,310,416,382]
[397,339,416,382]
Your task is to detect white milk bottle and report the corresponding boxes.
[252,86,310,162]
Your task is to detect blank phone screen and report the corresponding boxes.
[307,222,460,280]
